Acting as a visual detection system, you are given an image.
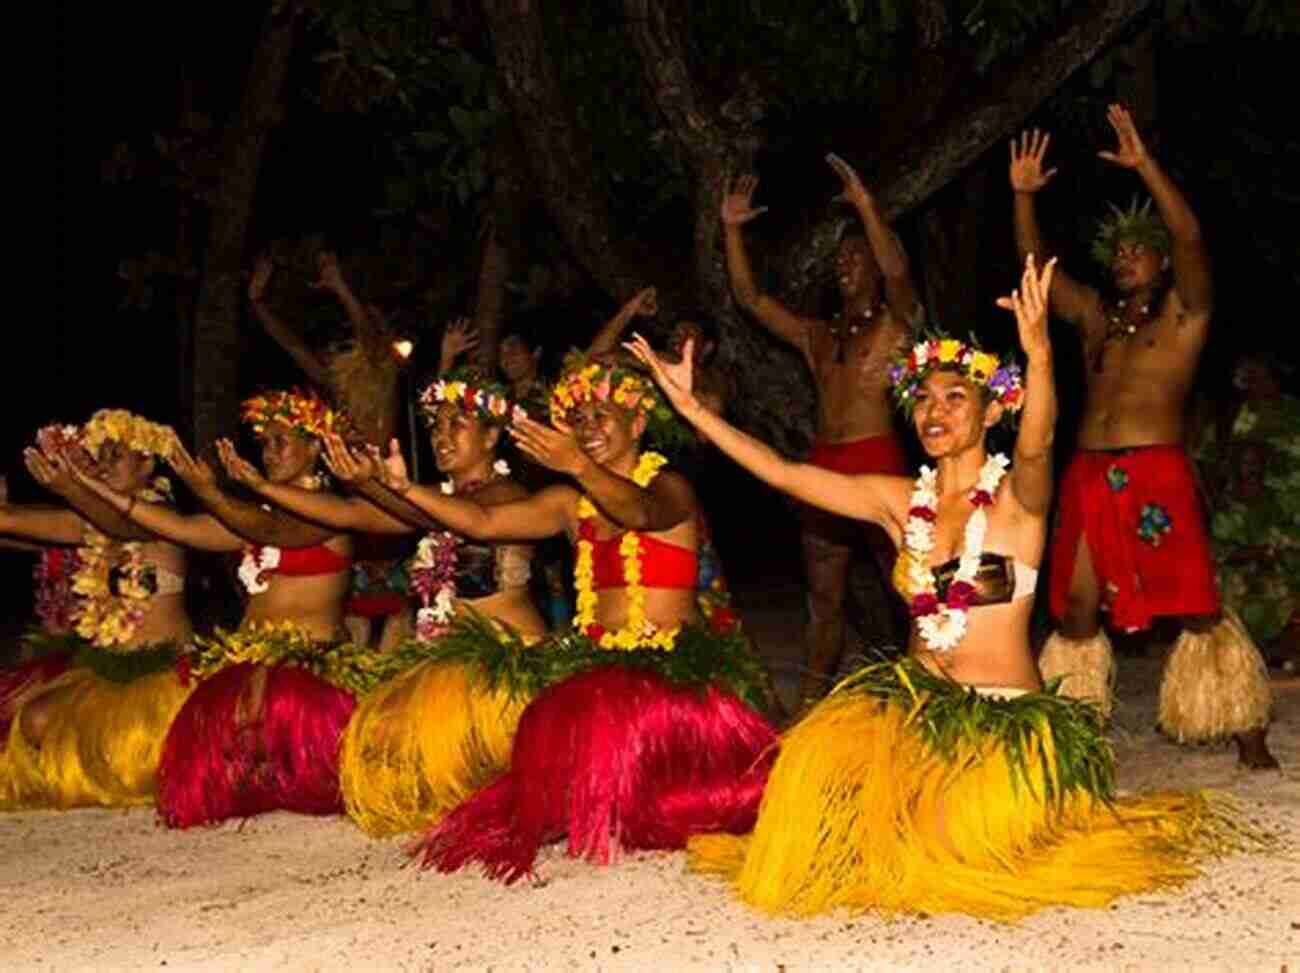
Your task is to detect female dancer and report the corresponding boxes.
[335,351,775,882]
[68,390,359,827]
[0,411,194,808]
[629,255,1248,921]
[225,368,545,836]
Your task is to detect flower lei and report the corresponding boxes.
[903,453,1009,653]
[419,368,526,426]
[238,544,282,596]
[33,547,81,634]
[412,465,510,641]
[241,387,350,439]
[888,336,1023,419]
[70,479,172,648]
[573,451,679,651]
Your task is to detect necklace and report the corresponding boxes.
[573,451,678,651]
[1095,298,1155,372]
[829,301,883,363]
[902,453,1009,653]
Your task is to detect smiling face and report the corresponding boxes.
[835,236,881,301]
[96,440,156,494]
[568,400,644,468]
[430,403,498,479]
[499,335,540,385]
[911,370,1002,459]
[259,421,321,485]
[1110,238,1167,295]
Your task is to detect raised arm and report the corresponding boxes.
[1098,104,1212,317]
[438,317,480,376]
[67,461,242,552]
[25,447,155,541]
[722,175,818,360]
[509,415,695,532]
[588,287,657,357]
[828,154,922,324]
[1009,131,1100,332]
[248,256,332,388]
[626,335,899,527]
[998,255,1058,515]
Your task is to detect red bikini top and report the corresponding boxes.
[254,543,352,577]
[580,522,697,591]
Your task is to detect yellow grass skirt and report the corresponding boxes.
[0,654,192,810]
[689,661,1250,921]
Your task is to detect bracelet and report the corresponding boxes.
[125,495,138,517]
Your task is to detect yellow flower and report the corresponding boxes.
[937,339,962,364]
[969,351,999,382]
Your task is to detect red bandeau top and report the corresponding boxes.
[253,543,353,577]
[580,522,697,591]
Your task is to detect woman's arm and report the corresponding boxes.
[25,447,154,540]
[0,502,85,544]
[626,335,900,527]
[587,287,657,357]
[1000,255,1058,515]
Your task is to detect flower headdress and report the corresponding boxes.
[80,409,174,458]
[549,350,693,451]
[888,334,1024,420]
[240,387,350,439]
[418,367,524,427]
[1090,196,1171,266]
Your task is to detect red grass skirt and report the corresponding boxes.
[412,665,776,883]
[157,662,356,828]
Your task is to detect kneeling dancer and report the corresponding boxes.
[352,352,776,882]
[631,255,1255,921]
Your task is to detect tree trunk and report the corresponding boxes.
[189,2,300,451]
[472,122,527,372]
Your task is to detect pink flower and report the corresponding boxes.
[970,490,993,507]
[947,581,976,610]
[910,593,939,617]
[908,506,937,521]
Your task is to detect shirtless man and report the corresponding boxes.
[1014,105,1274,767]
[723,154,922,704]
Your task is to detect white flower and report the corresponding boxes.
[493,459,511,477]
[913,343,929,367]
[440,480,455,495]
[237,545,280,595]
[432,585,455,622]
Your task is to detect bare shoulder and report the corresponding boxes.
[477,479,532,505]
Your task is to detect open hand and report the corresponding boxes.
[1097,103,1149,169]
[216,439,266,490]
[720,175,768,226]
[369,439,412,494]
[322,433,377,486]
[509,415,589,478]
[163,432,220,496]
[624,332,696,415]
[827,153,871,207]
[249,255,274,303]
[23,447,74,496]
[624,287,658,319]
[1009,130,1057,193]
[440,317,480,366]
[996,253,1057,359]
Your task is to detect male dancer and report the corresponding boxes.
[1012,105,1274,767]
[722,155,922,705]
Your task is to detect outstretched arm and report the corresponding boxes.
[722,175,818,361]
[249,256,332,388]
[509,415,695,532]
[0,501,84,544]
[197,439,337,547]
[24,447,154,541]
[625,334,899,527]
[588,287,658,357]
[828,154,922,324]
[1009,130,1100,333]
[998,255,1058,515]
[1098,104,1212,316]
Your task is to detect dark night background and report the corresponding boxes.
[22,1,1300,632]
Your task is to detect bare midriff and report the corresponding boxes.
[245,570,351,642]
[595,585,701,632]
[124,541,193,648]
[1077,303,1201,450]
[462,589,547,639]
[910,599,1042,691]
[809,312,905,444]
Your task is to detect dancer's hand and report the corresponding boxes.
[369,439,412,494]
[23,447,74,497]
[827,153,871,207]
[997,253,1057,360]
[322,433,376,487]
[311,251,347,294]
[624,287,658,319]
[439,317,479,367]
[720,174,767,226]
[249,255,274,304]
[509,415,589,478]
[624,332,697,415]
[1009,130,1057,193]
[163,432,220,497]
[1097,103,1150,170]
[216,439,266,490]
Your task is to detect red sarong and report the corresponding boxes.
[1049,445,1219,632]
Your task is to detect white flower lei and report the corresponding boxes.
[904,453,1009,653]
[238,545,282,595]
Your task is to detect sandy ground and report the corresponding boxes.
[2,585,1298,971]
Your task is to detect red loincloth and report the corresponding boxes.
[1049,445,1219,633]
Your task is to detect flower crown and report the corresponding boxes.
[418,367,524,427]
[1090,196,1171,266]
[80,409,174,458]
[549,351,693,451]
[888,335,1024,419]
[241,387,350,439]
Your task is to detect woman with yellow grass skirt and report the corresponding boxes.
[1,412,196,809]
[246,367,549,836]
[68,389,368,827]
[633,256,1258,919]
